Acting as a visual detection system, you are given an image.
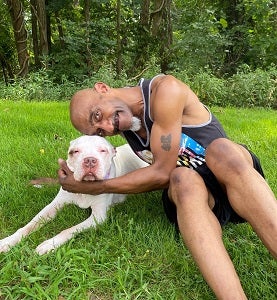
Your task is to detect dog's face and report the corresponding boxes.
[66,136,116,182]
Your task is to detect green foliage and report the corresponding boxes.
[0,66,131,101]
[171,0,277,75]
[171,2,231,75]
[228,65,277,108]
[1,65,276,109]
[0,70,76,101]
[176,66,277,108]
[239,0,277,67]
[0,1,17,74]
[185,71,228,106]
[1,0,276,82]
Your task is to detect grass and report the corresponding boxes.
[0,100,276,300]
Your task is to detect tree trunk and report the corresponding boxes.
[6,0,29,77]
[30,0,41,68]
[150,0,164,36]
[84,0,92,74]
[0,52,14,84]
[140,0,150,26]
[220,0,247,73]
[128,0,151,76]
[46,0,52,54]
[159,0,173,72]
[54,11,65,49]
[115,0,122,77]
[36,0,49,56]
[150,0,173,73]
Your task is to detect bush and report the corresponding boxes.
[0,70,75,101]
[0,67,130,102]
[1,65,276,109]
[228,65,277,108]
[174,65,277,108]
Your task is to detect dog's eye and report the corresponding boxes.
[69,150,79,155]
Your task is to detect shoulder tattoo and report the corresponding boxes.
[160,134,171,151]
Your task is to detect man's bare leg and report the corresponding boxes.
[206,139,277,258]
[169,168,247,300]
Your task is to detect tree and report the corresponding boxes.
[84,0,92,73]
[30,0,40,68]
[115,0,122,77]
[128,0,173,76]
[151,0,173,72]
[36,0,49,56]
[0,1,15,83]
[6,0,29,77]
[1,0,276,84]
[29,0,51,68]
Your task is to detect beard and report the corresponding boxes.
[129,116,141,132]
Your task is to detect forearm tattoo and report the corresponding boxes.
[161,134,171,151]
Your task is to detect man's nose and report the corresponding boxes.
[99,119,114,134]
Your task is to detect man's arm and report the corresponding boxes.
[58,76,186,195]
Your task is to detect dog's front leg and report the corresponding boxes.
[35,200,109,255]
[0,190,66,253]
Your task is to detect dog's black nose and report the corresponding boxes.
[84,157,97,168]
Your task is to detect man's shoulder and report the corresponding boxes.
[151,74,190,102]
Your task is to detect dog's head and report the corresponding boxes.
[66,136,116,182]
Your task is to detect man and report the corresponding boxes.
[58,74,277,299]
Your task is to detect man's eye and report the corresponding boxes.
[94,110,102,121]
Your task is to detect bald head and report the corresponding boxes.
[70,88,101,134]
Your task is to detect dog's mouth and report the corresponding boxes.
[83,176,95,181]
[82,172,98,181]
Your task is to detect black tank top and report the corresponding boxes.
[122,75,227,169]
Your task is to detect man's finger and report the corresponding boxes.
[58,158,71,179]
[58,158,70,171]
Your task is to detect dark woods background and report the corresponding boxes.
[1,0,276,107]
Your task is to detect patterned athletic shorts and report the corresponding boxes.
[162,147,265,226]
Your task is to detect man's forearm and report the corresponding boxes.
[60,166,169,195]
[103,167,169,194]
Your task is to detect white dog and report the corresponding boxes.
[0,136,148,255]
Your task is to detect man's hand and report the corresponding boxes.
[58,158,78,192]
[58,158,72,180]
[58,159,103,195]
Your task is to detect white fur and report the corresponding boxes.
[0,136,148,255]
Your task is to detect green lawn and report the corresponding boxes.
[0,100,276,299]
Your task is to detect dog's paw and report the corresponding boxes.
[0,242,12,253]
[35,239,58,255]
[0,236,18,253]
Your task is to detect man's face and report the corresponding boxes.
[70,91,137,137]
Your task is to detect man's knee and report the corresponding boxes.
[206,138,252,178]
[169,168,206,207]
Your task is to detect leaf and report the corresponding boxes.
[219,18,228,28]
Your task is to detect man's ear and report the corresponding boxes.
[94,82,110,93]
